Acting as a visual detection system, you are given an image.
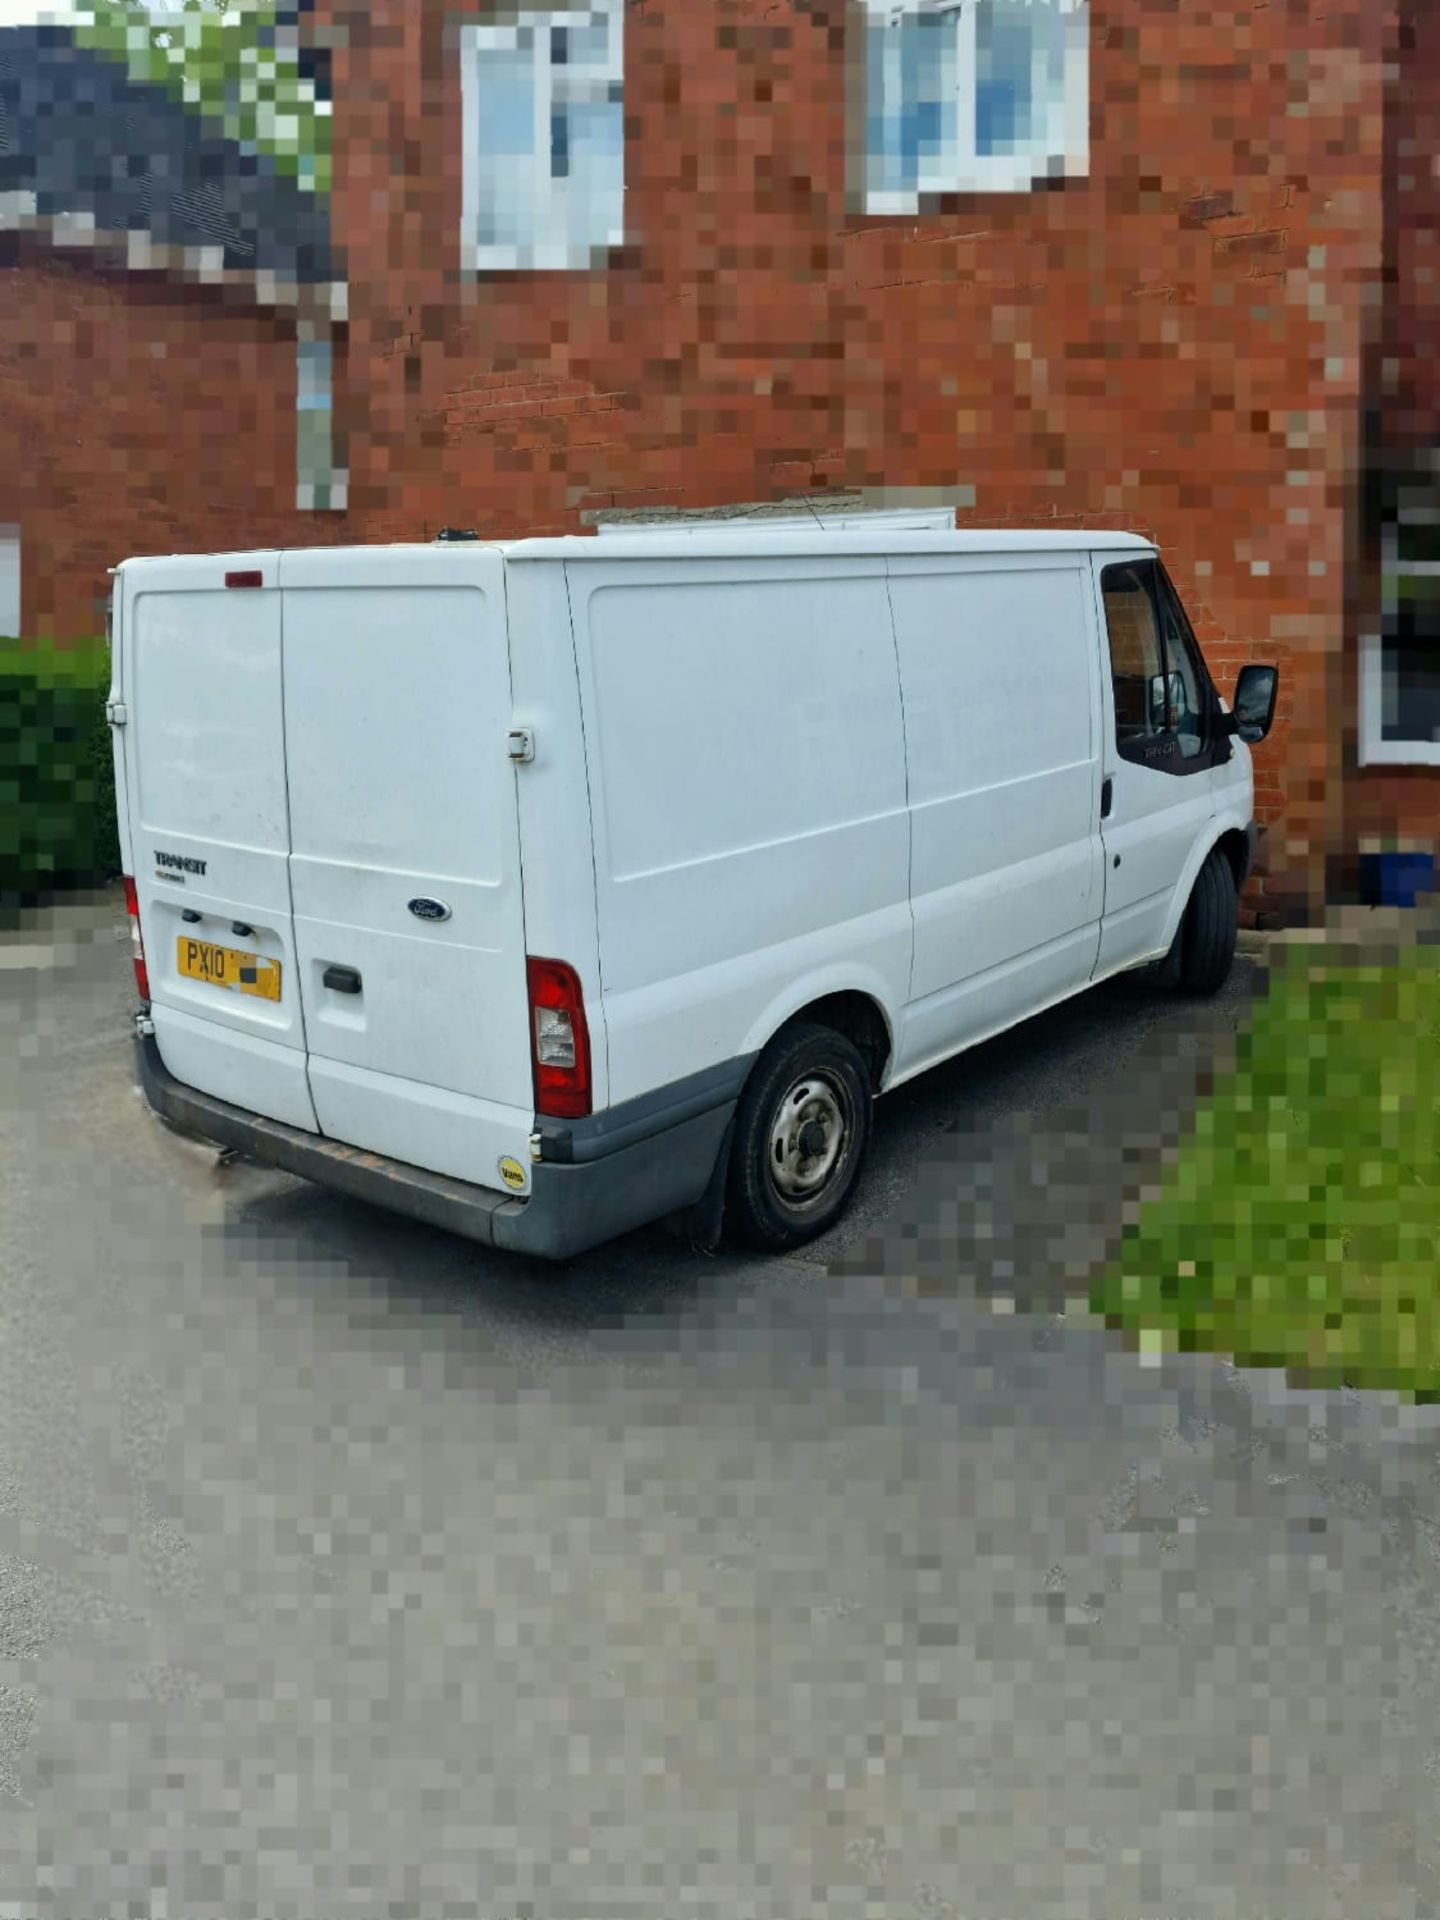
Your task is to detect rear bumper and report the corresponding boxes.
[136,1033,736,1262]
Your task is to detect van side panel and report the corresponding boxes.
[279,554,536,1192]
[886,557,1104,1078]
[566,557,912,1106]
[121,554,320,1134]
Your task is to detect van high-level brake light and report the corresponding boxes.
[225,570,264,589]
[526,956,592,1119]
[123,876,151,1004]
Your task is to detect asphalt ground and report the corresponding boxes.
[2,892,1437,1919]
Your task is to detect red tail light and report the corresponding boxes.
[526,955,592,1119]
[123,875,151,1005]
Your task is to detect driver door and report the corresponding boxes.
[1093,556,1220,973]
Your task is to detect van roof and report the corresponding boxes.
[117,529,1158,575]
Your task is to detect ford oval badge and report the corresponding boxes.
[408,897,452,923]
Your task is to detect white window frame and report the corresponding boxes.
[460,3,625,273]
[1359,517,1440,766]
[295,326,347,512]
[0,526,19,638]
[859,0,1089,214]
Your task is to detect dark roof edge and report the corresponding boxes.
[0,194,347,322]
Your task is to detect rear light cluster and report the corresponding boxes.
[526,955,591,1119]
[123,876,151,1005]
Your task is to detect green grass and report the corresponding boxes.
[1092,946,1440,1400]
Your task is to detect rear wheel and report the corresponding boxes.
[726,1022,872,1251]
[1168,846,1238,995]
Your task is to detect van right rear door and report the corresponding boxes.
[277,547,537,1195]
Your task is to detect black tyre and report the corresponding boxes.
[1174,846,1238,995]
[726,1022,872,1251]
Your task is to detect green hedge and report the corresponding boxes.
[1,638,121,915]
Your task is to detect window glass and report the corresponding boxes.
[1101,562,1163,746]
[0,526,19,639]
[865,10,951,199]
[464,6,623,269]
[469,38,539,252]
[977,0,1050,154]
[295,332,343,512]
[1395,522,1440,565]
[1102,560,1213,766]
[1157,573,1208,759]
[1383,582,1440,745]
[861,0,1086,207]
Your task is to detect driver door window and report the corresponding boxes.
[1101,559,1213,773]
[1157,570,1209,760]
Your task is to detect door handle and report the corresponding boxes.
[1101,776,1114,820]
[322,964,362,995]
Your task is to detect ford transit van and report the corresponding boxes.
[110,531,1277,1259]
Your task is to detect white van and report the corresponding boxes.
[109,531,1277,1260]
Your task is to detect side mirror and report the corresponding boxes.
[1232,663,1279,743]
[1152,675,1182,733]
[1148,671,1187,732]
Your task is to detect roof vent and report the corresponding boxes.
[435,527,480,543]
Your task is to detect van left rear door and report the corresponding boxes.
[118,553,318,1132]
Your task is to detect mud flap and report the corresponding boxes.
[685,1114,736,1256]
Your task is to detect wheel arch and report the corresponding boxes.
[1158,812,1251,955]
[740,980,896,1094]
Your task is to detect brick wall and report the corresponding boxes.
[0,244,354,638]
[5,5,1411,923]
[323,0,1396,922]
[1382,0,1440,466]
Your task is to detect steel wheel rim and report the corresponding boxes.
[767,1069,853,1214]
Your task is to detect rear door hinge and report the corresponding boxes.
[106,698,129,727]
[506,727,535,764]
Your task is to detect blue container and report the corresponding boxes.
[1359,850,1438,908]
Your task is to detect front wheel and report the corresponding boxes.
[726,1022,872,1252]
[1169,846,1238,995]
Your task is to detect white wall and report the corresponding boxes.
[0,528,20,637]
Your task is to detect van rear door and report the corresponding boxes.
[278,548,536,1194]
[119,552,319,1133]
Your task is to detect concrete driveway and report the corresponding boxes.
[2,893,1437,1919]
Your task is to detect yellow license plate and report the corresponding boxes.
[176,936,282,1003]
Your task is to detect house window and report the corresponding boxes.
[859,0,1088,211]
[1359,519,1440,766]
[0,527,19,638]
[296,328,346,512]
[461,4,624,271]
